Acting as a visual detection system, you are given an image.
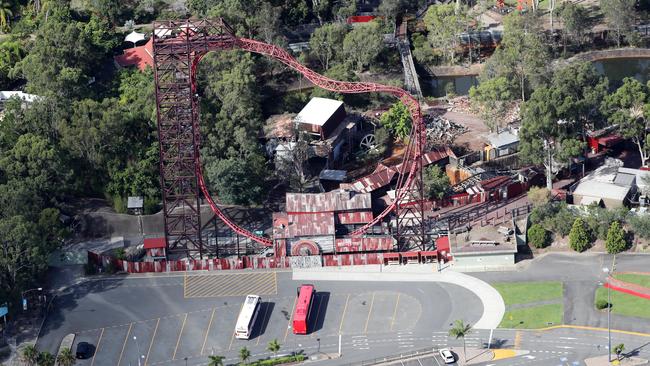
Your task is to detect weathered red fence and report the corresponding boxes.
[88,250,451,274]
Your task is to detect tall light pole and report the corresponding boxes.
[603,267,611,362]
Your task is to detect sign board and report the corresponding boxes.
[0,306,7,317]
[253,230,264,236]
[22,299,27,311]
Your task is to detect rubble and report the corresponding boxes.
[424,114,468,146]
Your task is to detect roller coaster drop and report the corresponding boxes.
[153,19,429,258]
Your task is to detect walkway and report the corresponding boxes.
[292,264,505,330]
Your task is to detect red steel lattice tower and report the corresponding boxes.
[153,19,432,257]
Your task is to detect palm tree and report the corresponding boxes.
[449,319,473,362]
[267,339,281,358]
[0,0,12,32]
[207,355,225,366]
[57,347,76,366]
[38,351,56,366]
[21,344,39,366]
[239,347,251,365]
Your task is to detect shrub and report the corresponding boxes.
[528,224,549,248]
[629,214,650,239]
[114,248,126,260]
[569,218,591,252]
[584,205,629,241]
[606,221,628,254]
[595,299,610,310]
[527,187,550,207]
[544,203,576,237]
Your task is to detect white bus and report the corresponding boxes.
[235,295,261,339]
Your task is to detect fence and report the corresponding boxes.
[87,250,445,274]
[338,346,435,366]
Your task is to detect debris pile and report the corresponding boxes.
[424,114,468,146]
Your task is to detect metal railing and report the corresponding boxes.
[338,346,435,366]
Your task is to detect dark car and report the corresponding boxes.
[76,342,93,359]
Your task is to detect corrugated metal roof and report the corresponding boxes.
[485,129,519,149]
[296,97,343,127]
[286,190,371,212]
[287,212,335,237]
[337,211,373,224]
[573,180,631,202]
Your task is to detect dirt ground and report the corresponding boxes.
[441,110,490,151]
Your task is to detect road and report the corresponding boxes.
[36,271,483,366]
[35,253,650,365]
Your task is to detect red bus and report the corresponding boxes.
[292,284,315,334]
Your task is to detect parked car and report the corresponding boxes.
[76,342,93,359]
[438,348,455,364]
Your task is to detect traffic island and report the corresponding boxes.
[448,347,494,365]
[585,355,648,365]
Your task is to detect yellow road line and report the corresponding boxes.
[90,327,104,366]
[116,322,134,366]
[536,324,650,337]
[284,297,298,342]
[514,331,522,349]
[172,313,188,360]
[363,293,376,334]
[390,293,401,331]
[201,308,216,355]
[339,294,350,334]
[492,349,517,360]
[183,273,188,298]
[144,318,160,366]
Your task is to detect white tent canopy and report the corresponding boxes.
[154,27,172,38]
[124,31,146,45]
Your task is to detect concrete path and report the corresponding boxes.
[292,264,505,330]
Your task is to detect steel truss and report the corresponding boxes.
[153,18,431,257]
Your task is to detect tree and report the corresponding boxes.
[21,344,39,366]
[0,40,24,89]
[519,87,585,190]
[423,165,450,200]
[267,339,281,358]
[423,4,468,65]
[559,2,589,48]
[380,102,412,141]
[629,214,650,239]
[0,0,12,32]
[481,13,548,101]
[38,351,56,366]
[204,156,267,206]
[569,218,590,252]
[527,187,550,207]
[56,347,75,366]
[600,0,636,47]
[309,23,348,70]
[448,320,472,362]
[606,221,627,254]
[528,224,549,248]
[614,343,625,361]
[310,0,332,25]
[333,0,356,21]
[469,77,513,131]
[601,78,649,166]
[550,62,609,137]
[239,347,251,365]
[343,21,384,72]
[378,0,402,24]
[274,135,313,193]
[207,355,225,366]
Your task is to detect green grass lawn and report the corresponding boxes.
[614,274,650,288]
[492,281,563,306]
[595,288,650,319]
[499,304,564,329]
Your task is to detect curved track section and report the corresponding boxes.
[180,25,425,247]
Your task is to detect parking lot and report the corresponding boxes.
[38,271,483,366]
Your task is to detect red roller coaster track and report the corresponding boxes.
[153,19,427,257]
